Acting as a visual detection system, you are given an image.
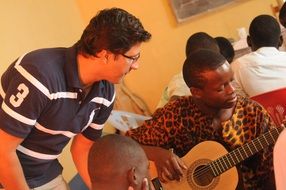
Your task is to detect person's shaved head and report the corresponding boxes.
[88,134,149,190]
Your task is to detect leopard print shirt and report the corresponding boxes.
[126,95,276,190]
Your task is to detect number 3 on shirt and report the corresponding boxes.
[9,83,29,107]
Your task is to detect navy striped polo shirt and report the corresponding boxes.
[0,45,115,188]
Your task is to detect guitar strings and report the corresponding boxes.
[189,129,279,180]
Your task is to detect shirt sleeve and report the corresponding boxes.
[126,104,178,149]
[167,72,190,97]
[0,63,47,138]
[82,85,115,141]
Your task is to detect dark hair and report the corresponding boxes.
[279,2,286,28]
[215,36,235,63]
[185,32,220,57]
[77,8,151,56]
[183,49,226,88]
[249,15,281,48]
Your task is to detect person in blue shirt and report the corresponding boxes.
[0,8,151,190]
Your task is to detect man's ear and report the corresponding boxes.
[96,49,108,58]
[127,167,139,187]
[95,50,109,64]
[190,87,202,98]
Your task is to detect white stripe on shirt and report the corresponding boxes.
[17,145,59,160]
[2,102,36,126]
[89,123,104,130]
[14,54,78,100]
[81,110,95,131]
[35,122,77,138]
[0,82,5,98]
[90,92,116,107]
[15,64,78,100]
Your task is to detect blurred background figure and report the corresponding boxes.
[215,36,235,63]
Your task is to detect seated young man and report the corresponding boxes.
[126,49,276,190]
[88,134,151,190]
[231,14,286,97]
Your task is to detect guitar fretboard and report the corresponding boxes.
[209,127,284,176]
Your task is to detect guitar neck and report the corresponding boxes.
[209,127,284,176]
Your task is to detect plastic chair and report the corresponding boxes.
[68,173,88,190]
[107,110,151,133]
[250,87,286,126]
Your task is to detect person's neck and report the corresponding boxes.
[193,98,234,121]
[193,98,217,117]
[252,45,278,51]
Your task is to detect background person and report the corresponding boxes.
[231,14,286,97]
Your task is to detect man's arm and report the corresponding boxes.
[71,133,94,189]
[0,129,29,190]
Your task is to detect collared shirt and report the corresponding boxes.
[156,72,190,109]
[231,47,286,97]
[0,45,115,188]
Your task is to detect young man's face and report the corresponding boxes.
[107,43,142,84]
[198,62,237,109]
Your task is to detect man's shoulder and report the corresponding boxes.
[20,47,68,71]
[233,51,256,64]
[236,95,265,110]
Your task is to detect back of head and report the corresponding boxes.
[279,2,286,28]
[77,8,151,56]
[215,36,235,63]
[183,49,226,89]
[88,134,148,190]
[249,14,281,48]
[185,32,220,57]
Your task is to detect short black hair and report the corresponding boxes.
[185,32,220,57]
[77,8,151,56]
[249,14,281,48]
[183,49,226,88]
[215,36,235,63]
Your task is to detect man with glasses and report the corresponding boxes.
[0,8,151,190]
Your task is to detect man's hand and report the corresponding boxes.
[142,146,187,183]
[128,178,153,190]
[154,148,187,183]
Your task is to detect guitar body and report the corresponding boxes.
[150,141,238,190]
[150,127,283,190]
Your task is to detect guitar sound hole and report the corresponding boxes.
[193,165,214,187]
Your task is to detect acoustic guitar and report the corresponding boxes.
[151,127,284,190]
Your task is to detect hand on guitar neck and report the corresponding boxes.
[142,145,187,183]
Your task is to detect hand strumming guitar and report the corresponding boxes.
[142,145,187,183]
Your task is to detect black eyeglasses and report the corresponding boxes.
[121,53,141,64]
